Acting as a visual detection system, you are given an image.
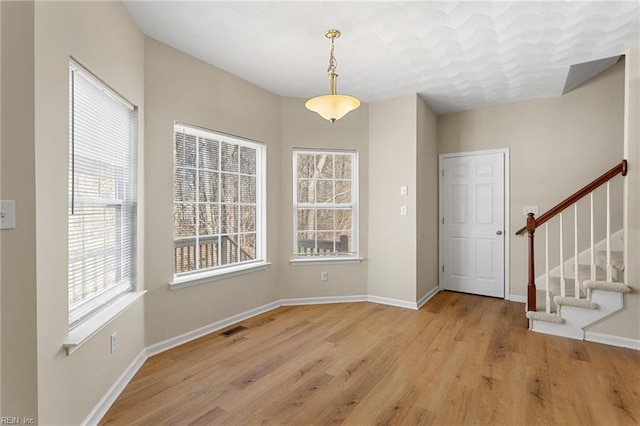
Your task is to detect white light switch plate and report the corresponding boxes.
[522,205,539,216]
[0,200,16,229]
[400,185,408,196]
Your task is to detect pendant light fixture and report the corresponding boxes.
[305,29,360,123]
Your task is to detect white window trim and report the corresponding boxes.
[169,260,272,289]
[289,257,364,265]
[63,290,146,356]
[292,149,359,261]
[172,123,267,283]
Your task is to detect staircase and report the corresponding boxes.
[516,160,632,340]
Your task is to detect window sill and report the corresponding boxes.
[170,261,272,290]
[63,290,146,356]
[289,257,364,265]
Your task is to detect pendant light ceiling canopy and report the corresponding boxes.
[305,29,360,123]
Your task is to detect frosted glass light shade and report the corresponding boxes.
[305,94,361,123]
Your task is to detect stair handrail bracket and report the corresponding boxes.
[515,159,627,315]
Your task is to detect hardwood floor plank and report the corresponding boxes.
[100,292,640,426]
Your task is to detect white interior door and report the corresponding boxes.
[440,152,505,298]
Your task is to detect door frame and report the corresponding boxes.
[438,148,510,300]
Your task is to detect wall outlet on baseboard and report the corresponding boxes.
[320,271,328,282]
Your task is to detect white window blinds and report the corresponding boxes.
[68,61,137,328]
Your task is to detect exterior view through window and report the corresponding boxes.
[173,124,264,277]
[293,150,358,257]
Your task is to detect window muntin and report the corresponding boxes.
[68,61,137,328]
[293,150,357,257]
[173,124,264,277]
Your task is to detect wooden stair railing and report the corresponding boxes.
[515,159,627,312]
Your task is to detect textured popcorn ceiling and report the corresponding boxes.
[125,1,640,114]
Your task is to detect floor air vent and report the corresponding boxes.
[220,325,247,337]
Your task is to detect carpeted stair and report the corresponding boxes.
[527,250,631,325]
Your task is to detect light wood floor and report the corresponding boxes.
[100,291,640,425]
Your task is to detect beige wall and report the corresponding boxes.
[1,1,38,420]
[0,0,4,415]
[32,2,146,424]
[144,38,282,346]
[590,48,640,341]
[438,61,625,299]
[368,95,419,302]
[416,96,439,301]
[279,98,369,299]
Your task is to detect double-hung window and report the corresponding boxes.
[293,150,358,259]
[173,124,265,280]
[68,61,137,328]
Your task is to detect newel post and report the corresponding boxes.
[526,213,537,312]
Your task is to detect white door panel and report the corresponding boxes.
[440,152,505,298]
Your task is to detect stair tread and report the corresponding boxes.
[583,280,631,293]
[526,310,564,324]
[553,295,598,309]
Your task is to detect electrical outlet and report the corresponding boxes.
[400,205,408,216]
[320,271,328,281]
[110,332,118,354]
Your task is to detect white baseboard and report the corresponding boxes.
[283,294,420,310]
[367,295,418,310]
[281,295,367,306]
[82,349,147,426]
[508,294,527,303]
[146,300,281,357]
[585,331,640,350]
[417,287,439,309]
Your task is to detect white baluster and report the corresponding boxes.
[560,213,566,297]
[590,192,596,282]
[545,223,551,314]
[574,203,580,299]
[606,182,612,282]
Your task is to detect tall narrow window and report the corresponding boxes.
[68,61,137,328]
[173,124,265,278]
[293,150,358,258]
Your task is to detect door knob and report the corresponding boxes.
[496,230,503,235]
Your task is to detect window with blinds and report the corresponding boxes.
[293,150,358,258]
[68,61,137,328]
[173,124,265,277]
